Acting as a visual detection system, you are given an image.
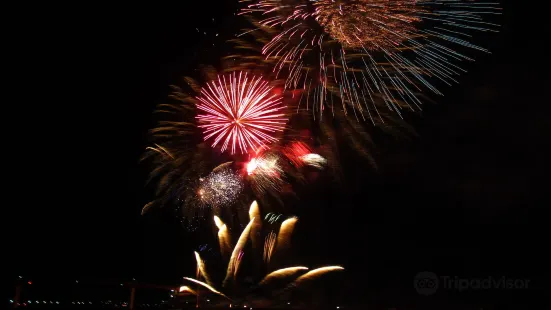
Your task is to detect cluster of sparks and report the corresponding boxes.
[179,201,344,304]
[196,71,288,154]
[246,152,285,194]
[198,165,244,207]
[240,0,502,121]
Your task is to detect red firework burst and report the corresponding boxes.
[196,72,288,154]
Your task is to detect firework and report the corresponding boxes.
[275,216,298,255]
[246,152,285,195]
[180,201,342,305]
[249,201,262,249]
[240,0,501,120]
[301,153,327,169]
[263,231,277,264]
[224,216,256,286]
[143,71,318,231]
[291,266,345,287]
[178,286,197,295]
[196,71,288,154]
[283,141,312,167]
[195,251,213,286]
[183,277,230,299]
[259,266,309,285]
[198,166,244,207]
[265,213,283,224]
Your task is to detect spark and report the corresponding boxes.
[275,217,298,255]
[218,224,231,258]
[246,153,284,194]
[292,266,345,286]
[263,231,277,264]
[141,201,155,216]
[198,167,243,207]
[283,141,312,167]
[196,71,288,154]
[259,266,309,285]
[145,144,174,159]
[301,153,327,169]
[183,278,230,300]
[224,217,256,286]
[214,215,224,229]
[249,201,262,249]
[178,286,197,295]
[240,0,501,120]
[195,251,213,286]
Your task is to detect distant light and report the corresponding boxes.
[89,302,92,304]
[133,278,136,281]
[120,283,123,286]
[43,301,47,304]
[76,280,79,283]
[72,302,75,304]
[170,295,173,298]
[50,301,53,304]
[10,300,13,303]
[19,276,22,278]
[28,301,32,304]
[337,307,340,309]
[28,281,32,285]
[207,300,210,302]
[288,303,291,305]
[56,301,60,304]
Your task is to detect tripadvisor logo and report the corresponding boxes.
[414,272,530,296]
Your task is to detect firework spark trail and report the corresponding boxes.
[259,266,309,285]
[214,215,224,229]
[214,216,231,258]
[263,231,277,264]
[178,286,197,295]
[141,201,155,216]
[275,217,298,256]
[198,167,244,207]
[194,251,213,286]
[145,144,174,159]
[291,266,345,287]
[183,277,231,300]
[265,213,282,224]
[219,224,231,258]
[247,153,284,195]
[283,141,311,167]
[196,71,288,154]
[233,250,245,277]
[249,201,262,249]
[301,153,327,169]
[241,0,502,120]
[224,217,256,287]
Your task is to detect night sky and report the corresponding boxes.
[9,0,548,307]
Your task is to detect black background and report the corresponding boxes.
[7,0,549,307]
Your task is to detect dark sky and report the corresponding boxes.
[9,0,548,306]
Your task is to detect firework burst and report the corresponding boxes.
[240,0,502,120]
[198,164,244,207]
[246,152,285,195]
[177,201,344,306]
[196,71,288,154]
